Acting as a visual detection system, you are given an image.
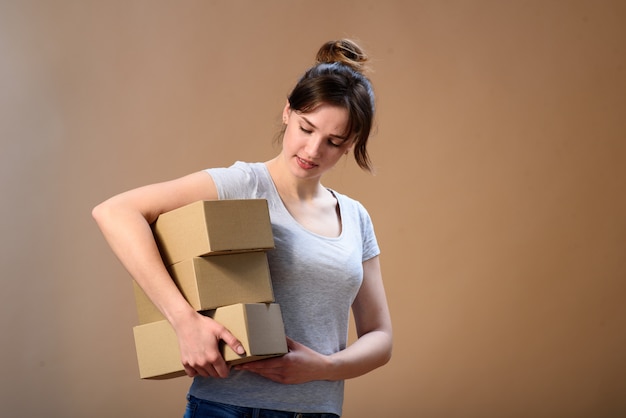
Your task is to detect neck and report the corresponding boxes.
[265,156,325,202]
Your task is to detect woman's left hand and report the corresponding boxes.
[233,337,331,384]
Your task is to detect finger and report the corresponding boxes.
[183,363,217,378]
[197,349,230,378]
[183,351,224,378]
[211,357,231,378]
[219,329,246,356]
[183,364,198,377]
[189,361,224,378]
[286,337,298,350]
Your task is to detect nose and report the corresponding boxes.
[304,136,323,159]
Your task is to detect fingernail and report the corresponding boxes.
[236,346,245,355]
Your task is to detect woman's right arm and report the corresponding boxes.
[91,170,244,378]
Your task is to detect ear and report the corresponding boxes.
[282,101,291,124]
[344,139,355,154]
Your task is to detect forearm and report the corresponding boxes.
[324,255,393,380]
[92,171,221,324]
[92,199,194,325]
[324,329,393,381]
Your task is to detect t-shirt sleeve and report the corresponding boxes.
[358,202,380,261]
[205,161,259,200]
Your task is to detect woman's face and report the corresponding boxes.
[281,103,353,181]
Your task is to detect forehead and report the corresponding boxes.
[295,105,350,135]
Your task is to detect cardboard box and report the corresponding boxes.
[152,199,275,266]
[133,303,288,379]
[171,252,275,314]
[133,280,164,324]
[210,303,288,364]
[133,252,275,324]
[132,317,186,380]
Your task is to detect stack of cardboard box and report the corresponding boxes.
[131,199,288,379]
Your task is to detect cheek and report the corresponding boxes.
[286,126,309,145]
[281,128,302,152]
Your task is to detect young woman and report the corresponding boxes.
[92,39,392,418]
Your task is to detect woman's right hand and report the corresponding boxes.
[174,310,245,378]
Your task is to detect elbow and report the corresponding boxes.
[91,202,104,223]
[379,326,393,366]
[91,199,119,230]
[371,329,393,368]
[91,200,110,227]
[381,335,393,366]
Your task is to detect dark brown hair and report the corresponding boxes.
[287,39,376,172]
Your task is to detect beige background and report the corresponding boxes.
[1,1,625,417]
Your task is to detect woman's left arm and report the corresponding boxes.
[236,255,392,383]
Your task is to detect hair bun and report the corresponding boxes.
[315,39,370,73]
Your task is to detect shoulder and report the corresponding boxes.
[206,161,259,176]
[332,189,380,257]
[331,189,373,223]
[332,189,368,211]
[207,161,271,181]
[206,161,268,199]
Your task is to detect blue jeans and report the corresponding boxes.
[183,395,340,418]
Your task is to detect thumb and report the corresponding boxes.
[285,336,301,351]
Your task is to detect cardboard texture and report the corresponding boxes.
[152,199,275,265]
[133,252,275,324]
[133,303,288,379]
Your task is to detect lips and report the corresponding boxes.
[296,156,318,169]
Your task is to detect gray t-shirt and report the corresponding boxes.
[188,161,380,415]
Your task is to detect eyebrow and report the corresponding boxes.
[301,115,349,141]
